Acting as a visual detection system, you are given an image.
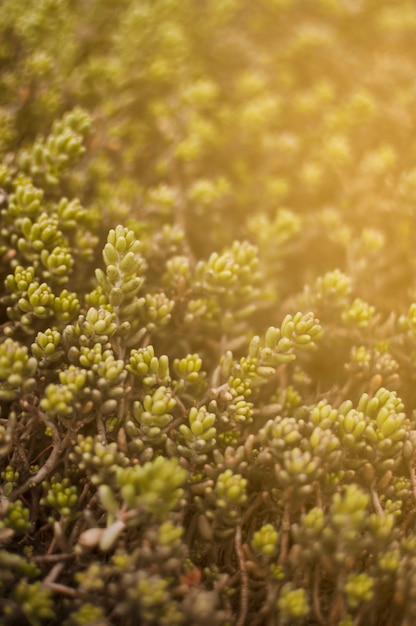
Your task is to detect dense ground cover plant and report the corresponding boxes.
[2,0,416,624]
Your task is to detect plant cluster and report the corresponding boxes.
[2,0,416,624]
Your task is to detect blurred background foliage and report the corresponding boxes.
[1,0,416,307]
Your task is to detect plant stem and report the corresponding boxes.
[235,523,249,626]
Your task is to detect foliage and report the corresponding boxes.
[2,0,416,624]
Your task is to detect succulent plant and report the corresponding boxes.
[2,1,416,624]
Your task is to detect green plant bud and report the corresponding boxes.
[114,236,127,255]
[340,409,367,440]
[380,414,405,438]
[309,427,340,460]
[278,385,300,410]
[21,212,64,252]
[0,338,37,400]
[302,507,325,533]
[128,571,183,622]
[344,572,374,609]
[81,307,117,337]
[248,335,261,358]
[311,400,338,427]
[330,485,369,533]
[101,399,118,415]
[128,345,158,379]
[116,456,187,517]
[122,276,143,296]
[273,352,297,365]
[195,240,259,301]
[103,226,145,291]
[187,176,229,209]
[59,365,88,391]
[189,406,216,438]
[342,298,375,328]
[185,297,209,324]
[228,395,253,424]
[277,337,293,352]
[368,511,395,541]
[8,181,44,218]
[103,242,119,266]
[10,580,54,625]
[258,416,304,452]
[294,333,313,345]
[98,484,120,517]
[163,255,191,290]
[276,583,310,623]
[5,265,36,294]
[158,355,170,379]
[142,291,174,330]
[107,226,126,252]
[106,264,120,282]
[96,353,125,383]
[19,216,34,240]
[350,345,372,366]
[215,469,247,506]
[265,326,279,349]
[56,197,87,231]
[71,436,129,482]
[360,395,376,416]
[40,383,74,417]
[339,399,354,415]
[95,267,113,294]
[403,440,414,461]
[256,364,278,378]
[157,520,184,549]
[117,298,146,321]
[0,500,31,533]
[378,387,403,412]
[179,411,216,460]
[280,315,295,338]
[18,281,56,318]
[31,327,62,362]
[282,448,321,484]
[52,289,80,322]
[66,603,105,625]
[251,523,279,558]
[18,108,91,185]
[41,475,78,518]
[77,344,103,368]
[360,462,375,485]
[173,353,204,381]
[108,287,123,306]
[118,250,137,274]
[379,548,400,573]
[40,245,73,279]
[1,465,19,484]
[256,344,277,363]
[134,386,175,436]
[310,269,352,309]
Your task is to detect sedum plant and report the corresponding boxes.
[3,1,416,625]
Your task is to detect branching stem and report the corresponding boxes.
[235,523,249,626]
[43,581,77,598]
[313,564,325,625]
[278,501,290,567]
[408,461,416,503]
[370,487,383,515]
[10,418,73,500]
